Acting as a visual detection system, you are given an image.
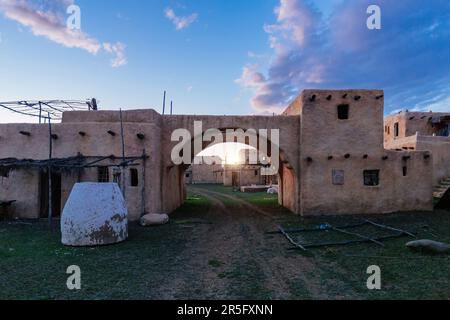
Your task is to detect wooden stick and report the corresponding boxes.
[266,221,368,234]
[288,233,407,250]
[39,101,42,124]
[47,112,53,229]
[278,225,307,251]
[332,226,385,247]
[162,91,166,115]
[119,109,126,198]
[364,219,416,238]
[141,149,147,217]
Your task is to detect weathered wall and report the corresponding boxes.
[384,112,450,145]
[296,90,433,215]
[417,136,450,184]
[0,89,441,220]
[279,164,297,213]
[384,118,450,184]
[0,111,163,221]
[301,151,433,215]
[0,170,40,219]
[190,163,223,184]
[223,165,265,187]
[160,114,301,213]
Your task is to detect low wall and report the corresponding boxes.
[301,151,433,215]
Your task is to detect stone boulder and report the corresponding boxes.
[140,213,169,226]
[267,186,279,194]
[406,239,450,254]
[61,183,128,246]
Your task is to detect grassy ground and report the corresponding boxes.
[1,184,449,300]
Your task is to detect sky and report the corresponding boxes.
[0,0,449,123]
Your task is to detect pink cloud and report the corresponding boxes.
[165,7,198,31]
[0,0,127,67]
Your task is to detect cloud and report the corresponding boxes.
[238,0,450,114]
[0,0,127,67]
[165,7,198,30]
[103,42,127,67]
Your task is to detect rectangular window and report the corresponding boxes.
[394,122,399,137]
[337,104,349,120]
[403,166,408,177]
[98,167,109,183]
[364,170,380,186]
[254,170,258,176]
[130,168,139,187]
[332,170,345,185]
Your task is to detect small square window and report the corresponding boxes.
[98,167,110,183]
[364,170,379,186]
[337,104,349,120]
[130,168,139,187]
[332,170,344,185]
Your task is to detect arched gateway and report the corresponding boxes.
[0,90,434,221]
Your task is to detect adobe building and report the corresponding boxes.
[384,111,450,186]
[222,150,278,188]
[185,154,277,187]
[185,156,223,184]
[0,89,440,221]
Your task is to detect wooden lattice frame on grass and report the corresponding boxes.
[274,219,416,251]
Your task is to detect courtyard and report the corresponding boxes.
[0,184,449,300]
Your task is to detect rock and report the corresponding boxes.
[267,186,279,194]
[140,213,169,226]
[406,239,450,254]
[61,183,128,247]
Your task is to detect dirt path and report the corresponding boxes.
[153,186,332,299]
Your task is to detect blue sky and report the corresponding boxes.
[0,0,449,123]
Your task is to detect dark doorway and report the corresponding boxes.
[232,171,239,188]
[39,170,62,218]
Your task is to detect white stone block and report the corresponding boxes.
[61,183,128,246]
[140,213,169,226]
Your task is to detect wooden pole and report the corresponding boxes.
[364,219,416,238]
[141,149,147,217]
[39,101,42,124]
[332,226,385,247]
[47,113,53,229]
[170,101,173,115]
[119,109,126,198]
[162,91,166,115]
[278,225,307,251]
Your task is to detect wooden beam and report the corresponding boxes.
[278,226,307,251]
